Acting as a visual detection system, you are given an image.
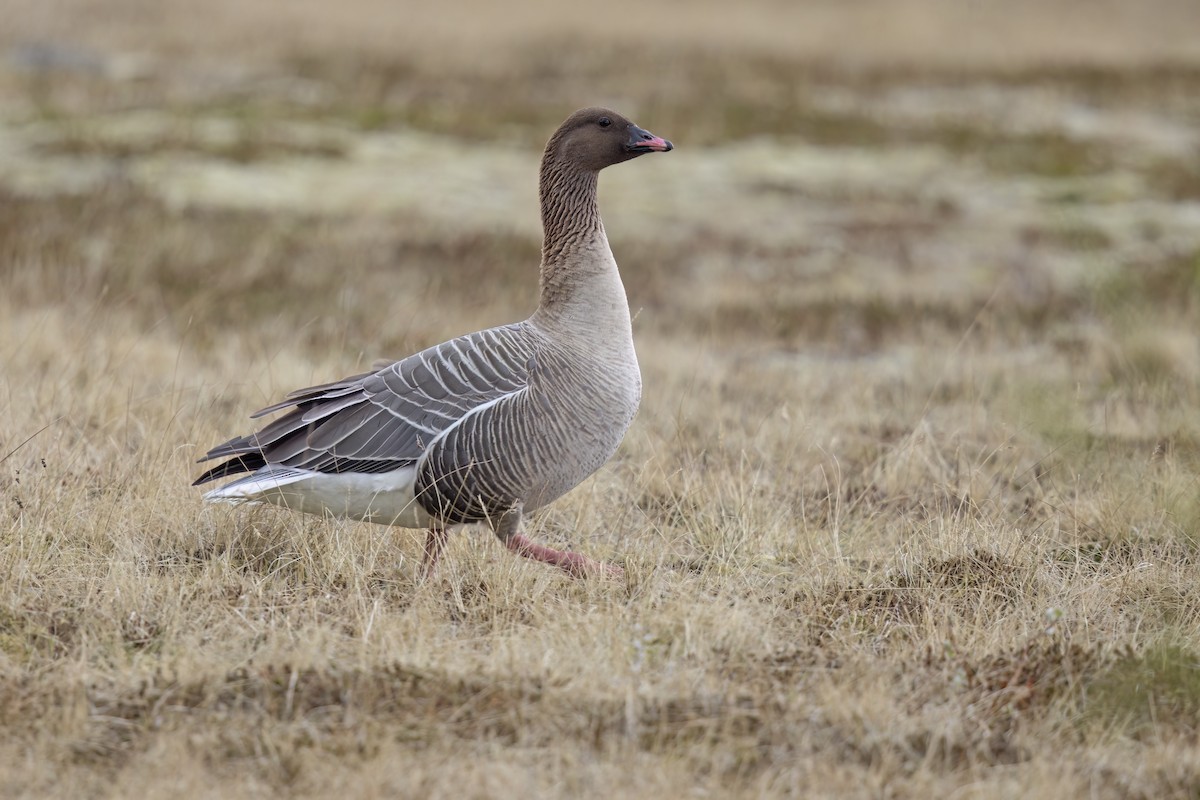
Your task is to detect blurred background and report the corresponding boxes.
[3,0,1199,350]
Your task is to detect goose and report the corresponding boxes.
[194,107,672,578]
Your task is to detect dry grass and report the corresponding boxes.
[3,4,1200,798]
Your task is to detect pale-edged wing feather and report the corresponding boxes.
[194,323,537,485]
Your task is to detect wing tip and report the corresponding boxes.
[192,452,268,486]
[199,466,315,503]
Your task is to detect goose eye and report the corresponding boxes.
[598,117,612,128]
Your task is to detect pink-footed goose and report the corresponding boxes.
[194,108,672,578]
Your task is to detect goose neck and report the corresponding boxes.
[537,155,617,313]
[538,157,601,262]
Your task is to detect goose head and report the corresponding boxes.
[545,107,673,173]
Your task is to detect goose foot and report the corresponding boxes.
[504,533,622,579]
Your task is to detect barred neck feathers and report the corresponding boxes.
[537,154,607,313]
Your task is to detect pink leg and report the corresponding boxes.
[493,505,622,579]
[504,533,623,579]
[421,526,448,577]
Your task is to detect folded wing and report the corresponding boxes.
[194,323,536,485]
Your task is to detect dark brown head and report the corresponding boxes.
[544,107,672,173]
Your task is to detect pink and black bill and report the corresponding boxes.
[626,125,673,153]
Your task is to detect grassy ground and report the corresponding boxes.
[2,3,1200,797]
